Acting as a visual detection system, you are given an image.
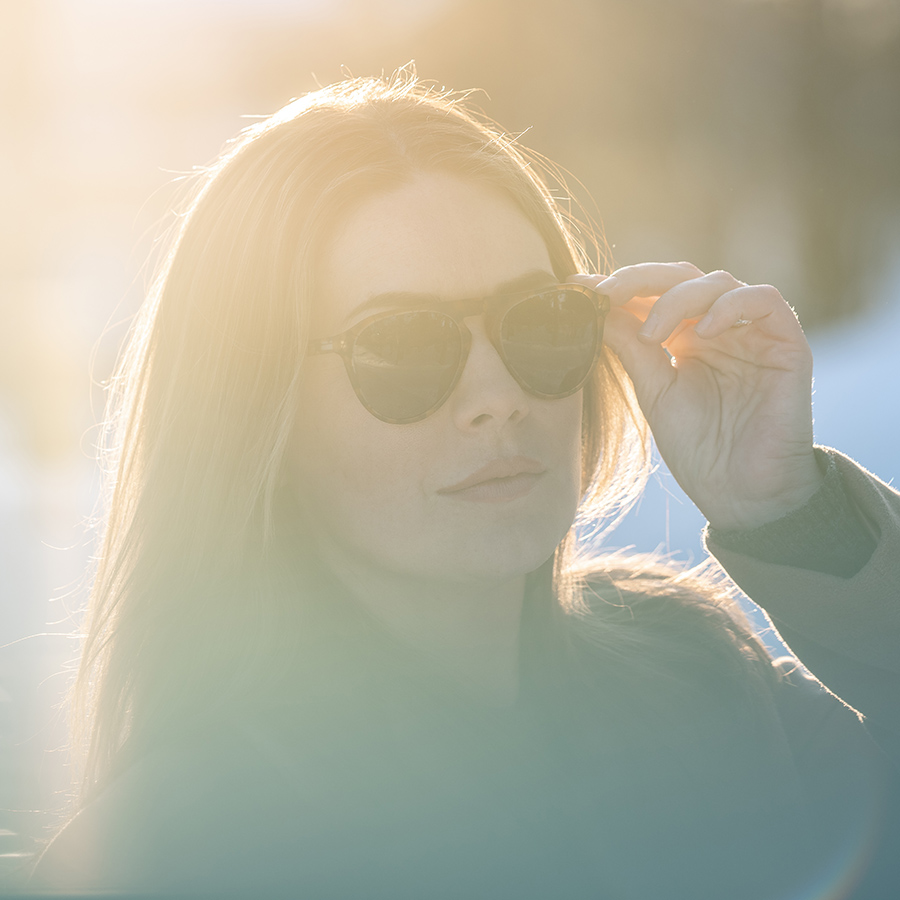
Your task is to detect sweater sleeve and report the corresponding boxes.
[707,447,877,578]
[704,447,900,760]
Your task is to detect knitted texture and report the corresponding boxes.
[706,447,877,578]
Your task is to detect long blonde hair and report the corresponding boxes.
[76,70,655,797]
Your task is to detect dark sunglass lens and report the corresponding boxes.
[351,312,462,422]
[500,289,599,396]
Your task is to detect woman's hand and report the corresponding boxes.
[574,263,823,532]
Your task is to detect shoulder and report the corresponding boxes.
[560,551,776,678]
[767,655,893,785]
[28,716,387,895]
[29,726,282,893]
[29,751,179,892]
[564,551,890,759]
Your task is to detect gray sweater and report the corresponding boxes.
[27,447,900,899]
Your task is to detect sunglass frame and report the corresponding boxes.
[307,283,610,424]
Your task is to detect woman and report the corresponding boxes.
[31,73,899,898]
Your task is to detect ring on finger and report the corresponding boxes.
[732,318,753,327]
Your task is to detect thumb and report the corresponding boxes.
[603,308,675,410]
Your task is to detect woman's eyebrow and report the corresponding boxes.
[347,290,442,321]
[346,269,558,321]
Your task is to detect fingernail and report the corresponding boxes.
[638,313,659,339]
[695,314,713,336]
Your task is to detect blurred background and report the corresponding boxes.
[1,0,898,874]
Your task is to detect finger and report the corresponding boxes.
[569,275,656,322]
[602,307,675,409]
[568,272,617,295]
[607,262,705,307]
[637,270,746,343]
[693,284,804,340]
[571,263,704,308]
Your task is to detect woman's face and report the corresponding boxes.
[290,172,584,585]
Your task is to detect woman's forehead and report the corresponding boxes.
[312,172,554,332]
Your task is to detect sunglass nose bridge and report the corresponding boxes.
[439,295,496,322]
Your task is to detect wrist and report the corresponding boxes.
[706,447,878,577]
[704,458,825,533]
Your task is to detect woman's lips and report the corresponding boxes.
[437,457,546,503]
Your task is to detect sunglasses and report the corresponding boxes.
[307,283,609,424]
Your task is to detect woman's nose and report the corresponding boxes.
[447,317,530,431]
